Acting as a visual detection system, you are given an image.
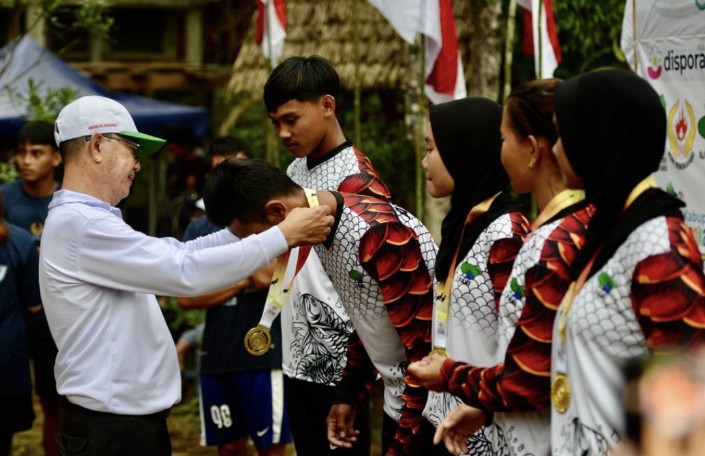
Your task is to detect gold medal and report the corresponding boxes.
[551,372,571,413]
[429,347,448,358]
[244,325,272,356]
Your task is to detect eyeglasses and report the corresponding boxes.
[84,134,141,153]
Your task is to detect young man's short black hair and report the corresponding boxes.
[203,158,300,227]
[263,55,340,113]
[18,120,56,147]
[209,136,252,159]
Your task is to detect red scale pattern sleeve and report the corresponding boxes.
[439,208,592,413]
[337,148,391,200]
[487,212,531,311]
[359,221,434,455]
[632,217,705,353]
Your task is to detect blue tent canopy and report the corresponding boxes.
[0,36,209,139]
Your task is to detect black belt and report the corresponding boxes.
[62,397,170,420]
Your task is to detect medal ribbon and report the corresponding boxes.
[530,189,585,231]
[557,176,656,344]
[432,193,500,356]
[255,188,320,330]
[245,189,320,355]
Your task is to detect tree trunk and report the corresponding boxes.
[465,0,504,99]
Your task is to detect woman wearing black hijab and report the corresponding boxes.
[410,80,593,456]
[549,69,705,455]
[418,97,530,454]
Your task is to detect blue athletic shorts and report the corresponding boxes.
[199,369,292,449]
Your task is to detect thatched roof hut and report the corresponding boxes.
[227,0,472,94]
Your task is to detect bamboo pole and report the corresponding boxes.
[415,34,426,219]
[632,0,638,73]
[264,1,279,166]
[354,0,361,147]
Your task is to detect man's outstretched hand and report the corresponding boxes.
[278,206,334,247]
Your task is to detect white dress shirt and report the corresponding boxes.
[39,190,287,415]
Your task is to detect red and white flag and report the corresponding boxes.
[517,0,561,78]
[256,0,287,68]
[368,0,466,104]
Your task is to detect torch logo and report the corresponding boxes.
[667,99,697,169]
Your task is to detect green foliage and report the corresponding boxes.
[161,296,206,340]
[4,0,115,40]
[552,0,629,77]
[7,77,78,123]
[0,161,20,184]
[340,89,417,211]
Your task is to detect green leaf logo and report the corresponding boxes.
[460,262,481,280]
[510,277,525,299]
[598,272,616,293]
[348,270,364,283]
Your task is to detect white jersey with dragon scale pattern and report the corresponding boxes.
[282,146,379,385]
[550,217,671,456]
[423,214,520,455]
[315,201,437,420]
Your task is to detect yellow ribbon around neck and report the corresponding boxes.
[431,192,501,356]
[244,188,320,356]
[531,189,585,231]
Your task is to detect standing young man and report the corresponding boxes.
[204,158,438,455]
[177,137,292,456]
[40,95,332,456]
[1,121,62,456]
[264,55,391,456]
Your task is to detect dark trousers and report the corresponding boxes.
[284,376,371,456]
[58,400,171,456]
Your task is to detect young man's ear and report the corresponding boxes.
[263,199,288,224]
[320,94,336,117]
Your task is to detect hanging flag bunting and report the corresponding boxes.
[368,0,467,104]
[516,0,562,78]
[255,0,287,68]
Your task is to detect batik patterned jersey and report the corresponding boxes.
[318,192,436,455]
[551,215,705,456]
[440,206,593,456]
[284,144,391,385]
[423,212,529,453]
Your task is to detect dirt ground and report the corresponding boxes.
[12,381,385,456]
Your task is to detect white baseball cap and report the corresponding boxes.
[54,95,166,157]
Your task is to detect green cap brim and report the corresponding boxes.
[119,131,167,157]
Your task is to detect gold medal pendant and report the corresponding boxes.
[551,372,571,413]
[244,325,272,356]
[429,347,448,358]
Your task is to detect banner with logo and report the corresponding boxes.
[621,0,705,255]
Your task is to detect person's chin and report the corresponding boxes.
[285,143,307,157]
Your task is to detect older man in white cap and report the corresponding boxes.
[40,96,333,455]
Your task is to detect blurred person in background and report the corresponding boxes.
[177,137,292,456]
[1,120,62,456]
[0,193,42,456]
